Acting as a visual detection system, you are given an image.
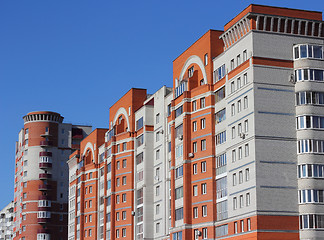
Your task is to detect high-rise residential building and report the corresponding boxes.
[13,111,91,240]
[0,201,14,240]
[67,4,324,240]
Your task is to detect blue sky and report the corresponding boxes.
[0,0,323,209]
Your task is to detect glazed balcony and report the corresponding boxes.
[37,218,50,224]
[39,173,52,180]
[40,141,53,147]
[39,162,52,169]
[38,184,52,191]
[39,152,52,157]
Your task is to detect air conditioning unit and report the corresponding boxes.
[131,211,135,216]
[197,231,202,236]
[289,73,296,84]
[188,153,194,158]
[155,175,159,181]
[179,135,183,140]
[239,132,246,139]
[159,130,164,134]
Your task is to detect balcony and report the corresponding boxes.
[39,173,52,180]
[37,229,50,234]
[37,218,50,224]
[39,195,51,201]
[39,152,52,157]
[39,163,52,169]
[38,184,52,191]
[40,132,52,137]
[39,141,53,147]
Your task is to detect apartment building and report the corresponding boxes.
[67,4,324,240]
[13,111,91,240]
[0,201,14,240]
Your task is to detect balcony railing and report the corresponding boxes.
[38,195,51,201]
[38,184,52,191]
[40,141,53,147]
[39,163,52,169]
[39,173,52,180]
[37,218,50,224]
[39,152,52,157]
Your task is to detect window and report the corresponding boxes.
[204,53,208,66]
[116,229,119,238]
[244,120,248,132]
[238,147,242,160]
[193,121,197,132]
[246,168,250,181]
[176,144,183,158]
[192,100,197,111]
[202,205,207,217]
[244,96,248,108]
[243,50,247,62]
[122,228,126,237]
[239,171,243,184]
[136,117,144,130]
[193,163,197,175]
[200,98,205,108]
[231,81,235,93]
[193,207,198,218]
[231,103,235,116]
[155,167,160,180]
[295,68,324,82]
[175,186,183,200]
[122,211,126,220]
[233,173,237,186]
[156,186,160,196]
[202,228,208,239]
[122,159,126,168]
[175,106,183,118]
[246,193,251,206]
[156,204,160,215]
[216,153,227,176]
[216,224,228,237]
[156,149,160,160]
[116,178,120,187]
[122,193,126,202]
[216,131,226,145]
[294,44,323,60]
[214,64,226,83]
[25,128,29,134]
[245,144,249,157]
[240,195,244,208]
[188,66,194,78]
[156,132,160,142]
[238,123,242,135]
[238,100,242,112]
[243,73,248,85]
[167,103,172,116]
[117,144,120,153]
[175,166,183,178]
[122,176,126,185]
[237,54,241,66]
[201,118,206,129]
[156,222,160,233]
[232,127,236,139]
[116,195,120,204]
[241,220,244,232]
[215,109,226,124]
[247,218,251,231]
[156,113,160,124]
[24,171,27,177]
[201,161,206,172]
[23,193,27,199]
[193,185,198,196]
[89,186,92,193]
[201,139,206,151]
[175,207,184,221]
[136,135,144,147]
[123,142,127,151]
[233,197,237,210]
[230,59,235,70]
[136,152,143,165]
[201,183,207,194]
[232,149,236,162]
[192,142,197,153]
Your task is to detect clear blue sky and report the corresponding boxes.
[0,0,323,209]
